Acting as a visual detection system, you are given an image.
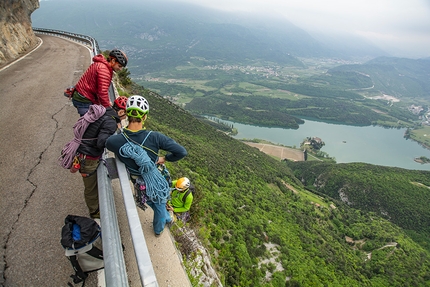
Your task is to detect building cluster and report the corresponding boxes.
[204,64,281,78]
[409,104,430,126]
[408,104,424,115]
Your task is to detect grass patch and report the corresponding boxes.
[299,188,329,208]
[409,126,430,147]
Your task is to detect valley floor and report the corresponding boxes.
[243,142,304,161]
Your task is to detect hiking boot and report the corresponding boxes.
[136,202,147,211]
[155,229,164,237]
[90,210,100,219]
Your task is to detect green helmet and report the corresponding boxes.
[126,95,149,119]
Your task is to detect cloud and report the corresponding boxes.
[170,0,430,58]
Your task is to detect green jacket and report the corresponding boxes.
[170,180,193,213]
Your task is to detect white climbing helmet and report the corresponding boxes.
[126,95,149,119]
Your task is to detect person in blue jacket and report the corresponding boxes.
[106,95,187,236]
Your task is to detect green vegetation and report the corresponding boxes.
[116,68,132,88]
[195,115,237,135]
[136,58,422,129]
[284,161,430,252]
[299,137,335,162]
[309,70,373,89]
[186,95,305,129]
[408,125,430,149]
[328,57,430,99]
[301,136,325,151]
[185,93,407,127]
[129,83,430,286]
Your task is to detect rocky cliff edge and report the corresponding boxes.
[0,0,39,67]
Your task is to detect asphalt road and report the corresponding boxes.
[0,34,98,286]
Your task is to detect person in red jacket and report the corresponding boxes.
[72,49,128,116]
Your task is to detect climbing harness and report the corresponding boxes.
[134,177,148,210]
[70,156,81,173]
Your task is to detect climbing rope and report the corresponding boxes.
[59,105,106,169]
[119,132,170,204]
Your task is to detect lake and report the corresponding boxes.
[224,119,430,171]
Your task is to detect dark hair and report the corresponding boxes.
[127,110,143,123]
[109,49,128,67]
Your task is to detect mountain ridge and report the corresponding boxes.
[326,56,430,99]
[32,0,389,71]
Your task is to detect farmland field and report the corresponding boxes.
[243,142,304,161]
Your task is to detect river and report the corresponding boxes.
[223,119,430,171]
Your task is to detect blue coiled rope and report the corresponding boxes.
[119,132,170,203]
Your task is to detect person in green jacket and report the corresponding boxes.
[167,177,193,222]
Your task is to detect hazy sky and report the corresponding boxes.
[172,0,430,58]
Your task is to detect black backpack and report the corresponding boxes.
[61,215,104,286]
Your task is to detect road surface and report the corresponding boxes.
[0,34,94,286]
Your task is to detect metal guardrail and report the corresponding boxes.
[33,27,158,286]
[33,27,100,57]
[98,156,129,286]
[115,157,159,287]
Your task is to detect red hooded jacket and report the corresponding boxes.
[74,54,113,107]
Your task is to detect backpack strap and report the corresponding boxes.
[122,131,158,155]
[67,246,103,286]
[68,255,88,284]
[140,131,152,145]
[182,184,194,203]
[182,189,191,203]
[86,245,103,260]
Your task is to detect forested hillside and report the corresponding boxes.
[284,161,430,251]
[185,92,410,127]
[130,83,430,286]
[323,57,430,99]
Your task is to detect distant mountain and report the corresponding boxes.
[308,31,390,60]
[31,0,388,75]
[321,57,430,99]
